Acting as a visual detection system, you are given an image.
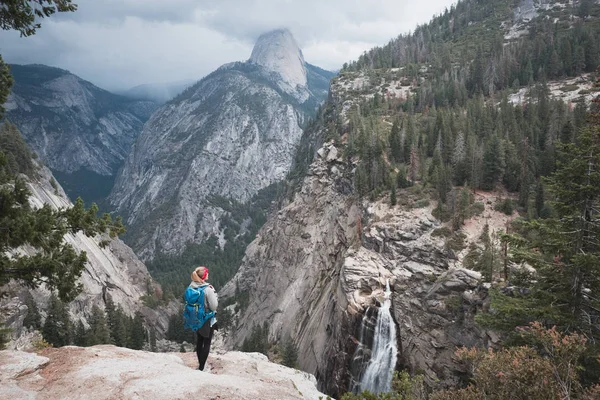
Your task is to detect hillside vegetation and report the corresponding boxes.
[316,0,600,397]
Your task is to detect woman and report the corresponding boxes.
[189,266,218,371]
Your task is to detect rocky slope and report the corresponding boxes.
[4,64,158,201]
[221,143,497,397]
[0,345,327,400]
[0,163,174,347]
[109,29,334,260]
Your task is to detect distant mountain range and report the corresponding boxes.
[117,79,196,104]
[3,64,159,203]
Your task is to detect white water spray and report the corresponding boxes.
[359,280,398,394]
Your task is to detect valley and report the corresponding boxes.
[2,0,600,399]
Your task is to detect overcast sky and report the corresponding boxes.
[0,0,456,91]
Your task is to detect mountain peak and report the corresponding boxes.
[249,29,307,89]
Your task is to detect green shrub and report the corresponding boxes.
[445,295,464,313]
[539,204,554,219]
[414,199,430,208]
[470,202,485,216]
[432,226,452,237]
[397,170,412,189]
[462,243,482,270]
[341,370,426,400]
[445,232,467,252]
[494,198,514,215]
[281,338,298,368]
[432,203,451,221]
[559,84,579,92]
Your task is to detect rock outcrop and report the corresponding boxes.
[0,346,327,400]
[249,29,310,102]
[222,143,491,397]
[109,29,333,260]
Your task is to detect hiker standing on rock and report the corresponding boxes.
[184,266,218,371]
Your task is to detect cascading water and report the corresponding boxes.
[358,279,398,394]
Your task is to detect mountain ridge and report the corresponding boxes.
[4,64,159,203]
[108,29,335,264]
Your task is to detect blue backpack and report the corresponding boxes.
[183,285,215,331]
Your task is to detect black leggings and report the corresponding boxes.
[196,328,213,370]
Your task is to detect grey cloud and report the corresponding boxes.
[195,0,455,44]
[0,0,456,91]
[51,0,203,24]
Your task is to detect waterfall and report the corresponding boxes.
[358,280,398,394]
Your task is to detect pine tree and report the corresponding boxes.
[452,131,469,185]
[396,165,411,189]
[452,187,471,231]
[409,146,419,183]
[0,56,12,118]
[477,223,497,282]
[585,38,599,71]
[518,137,532,207]
[149,329,157,352]
[390,183,397,206]
[111,305,129,347]
[74,320,87,346]
[403,116,415,162]
[548,50,562,78]
[354,163,369,196]
[535,181,545,219]
[481,135,505,191]
[87,304,110,345]
[128,312,146,350]
[579,0,593,17]
[561,39,573,76]
[389,119,402,163]
[573,46,586,76]
[42,294,72,347]
[281,337,298,368]
[241,323,269,355]
[560,120,574,144]
[105,296,116,344]
[166,307,194,344]
[23,291,41,330]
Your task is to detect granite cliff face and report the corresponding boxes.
[221,142,493,397]
[4,64,157,201]
[109,29,334,260]
[249,29,310,102]
[0,164,173,347]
